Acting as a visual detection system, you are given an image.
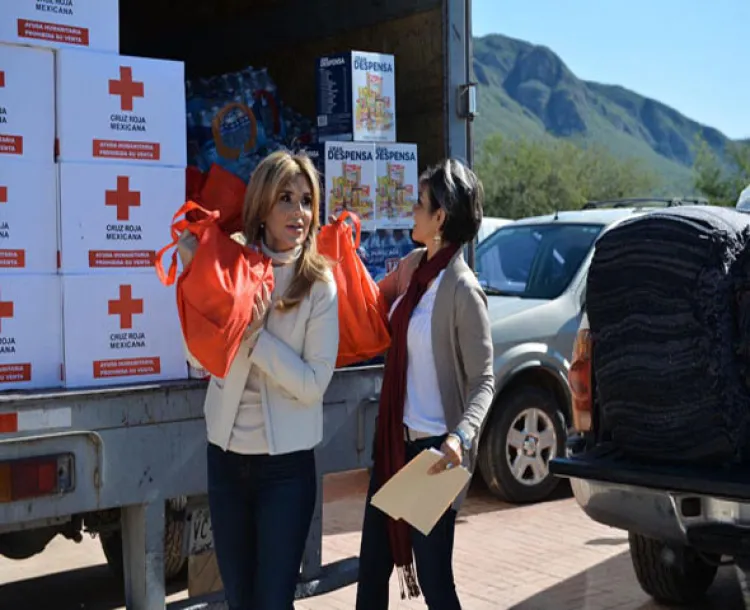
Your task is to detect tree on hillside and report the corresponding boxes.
[476,135,660,219]
[693,137,750,207]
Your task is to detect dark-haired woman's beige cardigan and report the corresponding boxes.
[378,247,495,508]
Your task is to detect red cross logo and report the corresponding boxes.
[0,186,7,204]
[108,285,143,329]
[0,294,14,333]
[0,72,5,88]
[105,176,140,221]
[108,66,144,112]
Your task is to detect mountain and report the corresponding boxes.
[472,34,732,193]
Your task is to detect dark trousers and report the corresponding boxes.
[206,443,317,610]
[356,435,461,610]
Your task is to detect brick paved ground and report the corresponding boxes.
[297,471,743,610]
[0,470,744,609]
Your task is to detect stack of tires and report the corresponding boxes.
[587,206,750,464]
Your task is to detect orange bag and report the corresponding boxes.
[184,164,247,234]
[317,211,391,367]
[155,200,274,378]
[186,166,207,201]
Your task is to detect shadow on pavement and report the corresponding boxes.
[0,564,186,610]
[585,536,629,547]
[509,550,742,610]
[321,470,575,536]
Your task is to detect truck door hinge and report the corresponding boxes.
[458,82,478,121]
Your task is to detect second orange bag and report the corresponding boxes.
[317,211,391,367]
[185,164,247,234]
[155,200,274,379]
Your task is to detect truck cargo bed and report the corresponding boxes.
[552,442,750,501]
[120,0,466,169]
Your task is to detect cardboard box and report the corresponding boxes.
[0,0,119,53]
[360,228,416,282]
[0,43,55,163]
[295,143,325,224]
[58,163,184,273]
[324,142,376,231]
[316,51,396,142]
[375,143,418,229]
[298,143,324,180]
[62,274,187,388]
[56,49,187,167]
[0,275,62,390]
[0,160,57,273]
[188,553,223,598]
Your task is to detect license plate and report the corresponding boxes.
[187,507,213,556]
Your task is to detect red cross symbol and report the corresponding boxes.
[105,176,140,221]
[0,294,14,333]
[0,72,5,88]
[108,285,143,329]
[0,186,7,204]
[108,66,144,112]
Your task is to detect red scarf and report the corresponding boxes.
[374,243,460,599]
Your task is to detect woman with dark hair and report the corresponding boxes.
[356,158,495,608]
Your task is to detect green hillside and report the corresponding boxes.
[473,34,734,194]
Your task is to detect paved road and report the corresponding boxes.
[0,472,745,610]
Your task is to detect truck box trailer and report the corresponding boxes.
[0,1,474,608]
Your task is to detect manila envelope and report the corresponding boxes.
[370,448,471,536]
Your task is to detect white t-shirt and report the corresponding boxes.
[390,271,448,436]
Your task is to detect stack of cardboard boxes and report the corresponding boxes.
[0,0,188,390]
[0,42,60,390]
[315,50,419,280]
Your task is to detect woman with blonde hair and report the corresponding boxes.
[177,150,339,609]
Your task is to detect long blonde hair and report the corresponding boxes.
[242,150,330,309]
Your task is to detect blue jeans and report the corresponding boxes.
[206,443,316,610]
[356,435,461,610]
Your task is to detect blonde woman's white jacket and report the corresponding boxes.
[187,272,339,455]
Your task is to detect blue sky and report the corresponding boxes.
[472,0,748,139]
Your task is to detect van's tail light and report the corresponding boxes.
[569,329,593,432]
[0,454,74,503]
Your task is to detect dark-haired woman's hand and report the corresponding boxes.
[429,434,463,475]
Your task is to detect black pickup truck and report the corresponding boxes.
[550,204,750,606]
[552,312,750,606]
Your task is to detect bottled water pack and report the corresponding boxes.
[186,66,315,183]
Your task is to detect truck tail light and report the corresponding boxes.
[569,329,593,432]
[0,454,74,503]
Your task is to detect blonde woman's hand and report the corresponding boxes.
[428,434,463,475]
[177,231,199,267]
[243,283,272,348]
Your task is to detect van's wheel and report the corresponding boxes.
[478,386,566,503]
[100,499,187,582]
[628,532,717,605]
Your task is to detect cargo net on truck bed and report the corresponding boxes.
[587,206,750,465]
